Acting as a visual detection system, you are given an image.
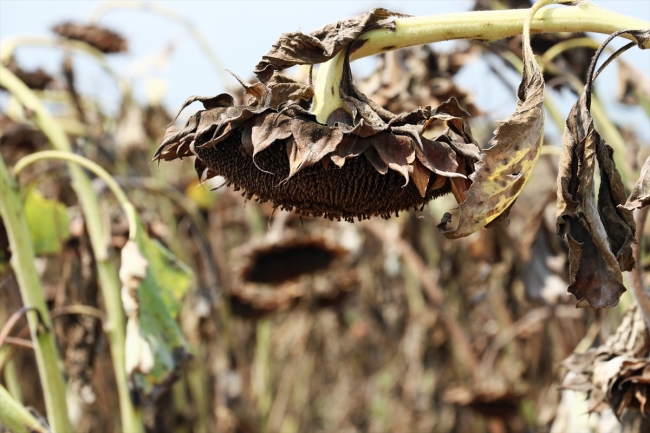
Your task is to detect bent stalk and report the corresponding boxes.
[0,156,71,433]
[0,65,143,433]
[311,2,649,122]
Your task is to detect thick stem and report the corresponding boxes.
[0,384,50,433]
[0,65,143,433]
[352,3,649,60]
[0,156,71,433]
[311,2,649,122]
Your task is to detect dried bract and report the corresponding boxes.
[53,22,127,54]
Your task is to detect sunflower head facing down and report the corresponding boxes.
[154,8,479,221]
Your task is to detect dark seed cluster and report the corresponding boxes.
[195,129,452,221]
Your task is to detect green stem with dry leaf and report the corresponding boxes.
[311,1,649,122]
[0,64,144,433]
[0,155,71,432]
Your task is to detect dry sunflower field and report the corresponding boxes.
[1,0,650,432]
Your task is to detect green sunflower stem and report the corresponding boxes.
[0,64,144,433]
[0,384,50,433]
[0,155,71,433]
[310,1,649,123]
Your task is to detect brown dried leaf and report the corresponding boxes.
[622,156,650,210]
[254,8,406,82]
[557,93,635,308]
[391,124,461,178]
[562,305,650,417]
[438,29,544,239]
[266,74,315,108]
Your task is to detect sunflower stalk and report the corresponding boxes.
[0,64,144,433]
[0,384,50,433]
[310,1,649,123]
[0,154,71,432]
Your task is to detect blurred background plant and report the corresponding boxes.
[0,1,649,432]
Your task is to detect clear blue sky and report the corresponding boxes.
[1,1,648,141]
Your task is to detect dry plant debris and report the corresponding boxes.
[563,305,650,417]
[52,22,127,54]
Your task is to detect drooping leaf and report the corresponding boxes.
[120,221,193,399]
[556,89,635,308]
[329,135,371,168]
[617,58,650,110]
[437,15,545,239]
[555,29,650,308]
[23,188,69,255]
[562,305,650,417]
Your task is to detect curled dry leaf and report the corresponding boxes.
[52,22,127,53]
[562,305,650,418]
[623,156,650,210]
[556,29,650,308]
[438,8,545,238]
[154,9,480,221]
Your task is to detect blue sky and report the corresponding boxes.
[1,1,648,141]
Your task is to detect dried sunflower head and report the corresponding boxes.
[0,58,53,91]
[154,8,479,221]
[230,234,355,317]
[52,22,127,54]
